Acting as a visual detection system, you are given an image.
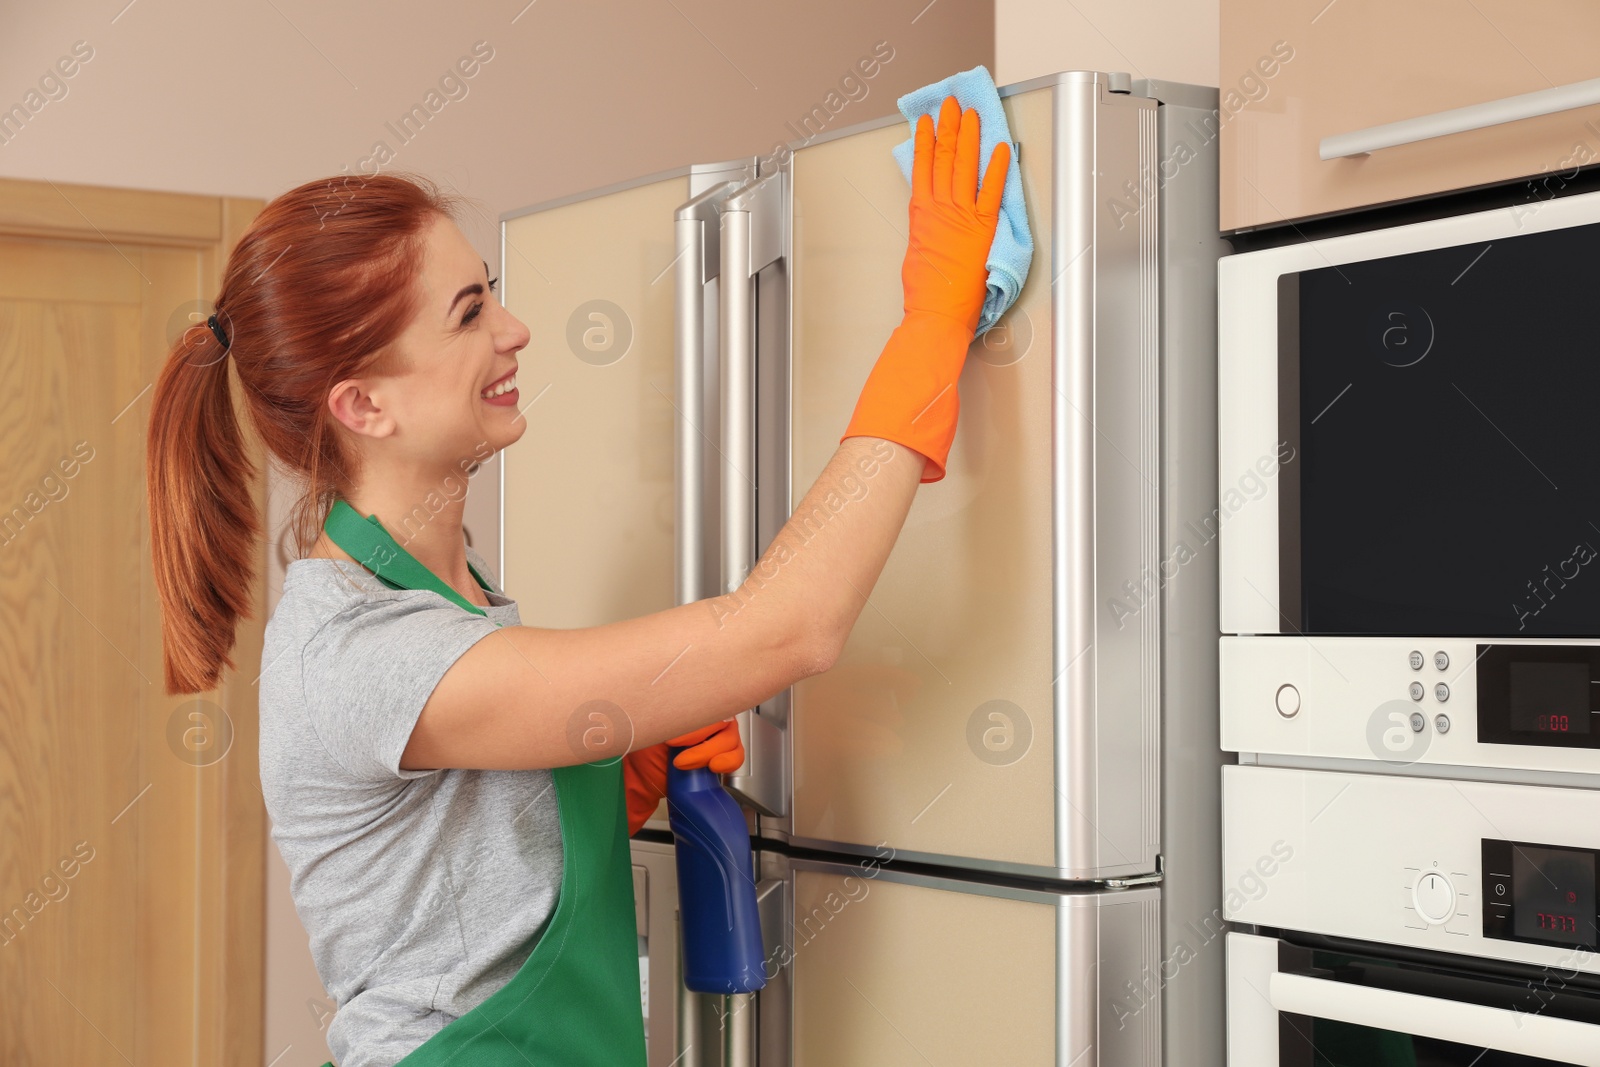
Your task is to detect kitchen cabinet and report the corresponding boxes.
[1220,0,1600,231]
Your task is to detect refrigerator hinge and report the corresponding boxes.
[1103,872,1163,888]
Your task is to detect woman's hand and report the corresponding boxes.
[839,94,1012,483]
[667,718,745,774]
[902,95,1010,333]
[622,721,746,835]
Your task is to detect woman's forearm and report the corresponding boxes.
[707,435,925,674]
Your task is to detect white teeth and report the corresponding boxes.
[481,375,516,399]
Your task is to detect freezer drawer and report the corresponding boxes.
[778,73,1163,880]
[746,851,1161,1066]
[633,837,739,1067]
[633,839,677,1064]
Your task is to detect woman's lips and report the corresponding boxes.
[481,370,518,406]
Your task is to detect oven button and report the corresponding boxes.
[1410,712,1426,732]
[1275,683,1301,718]
[1435,714,1450,734]
[1414,871,1456,924]
[1410,650,1424,671]
[1434,651,1450,671]
[1409,682,1425,701]
[1435,683,1450,703]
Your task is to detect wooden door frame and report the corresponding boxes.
[0,175,268,1064]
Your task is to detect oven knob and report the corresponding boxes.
[1414,871,1456,924]
[1435,683,1450,703]
[1434,651,1450,671]
[1409,682,1425,701]
[1275,683,1301,718]
[1435,714,1450,734]
[1409,650,1424,671]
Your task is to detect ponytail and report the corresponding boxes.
[145,171,468,694]
[147,326,259,694]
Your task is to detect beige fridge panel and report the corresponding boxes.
[500,177,685,628]
[788,86,1056,869]
[790,869,1057,1065]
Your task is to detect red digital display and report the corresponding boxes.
[1512,845,1597,948]
[1509,662,1592,736]
[1536,911,1580,933]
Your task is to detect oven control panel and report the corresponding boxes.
[1401,865,1475,936]
[1221,636,1600,773]
[1224,765,1600,972]
[1481,838,1600,951]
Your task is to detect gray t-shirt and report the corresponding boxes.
[258,543,563,1067]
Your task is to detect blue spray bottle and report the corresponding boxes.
[666,748,767,994]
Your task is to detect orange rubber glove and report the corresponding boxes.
[666,719,746,773]
[840,95,1011,483]
[622,744,670,836]
[621,720,747,836]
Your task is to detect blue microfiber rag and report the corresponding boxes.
[890,64,1033,337]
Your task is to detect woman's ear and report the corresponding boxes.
[326,378,395,439]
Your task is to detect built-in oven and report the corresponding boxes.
[1223,764,1600,1064]
[1228,931,1600,1065]
[1217,186,1600,768]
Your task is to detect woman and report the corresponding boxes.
[146,96,1006,1066]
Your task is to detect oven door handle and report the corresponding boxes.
[1270,971,1600,1066]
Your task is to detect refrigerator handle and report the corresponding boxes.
[724,876,789,1067]
[717,172,791,818]
[674,181,739,606]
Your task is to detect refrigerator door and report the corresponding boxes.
[500,160,751,830]
[747,851,1160,1066]
[776,73,1162,880]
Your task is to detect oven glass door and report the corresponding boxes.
[1273,940,1600,1067]
[1279,219,1600,637]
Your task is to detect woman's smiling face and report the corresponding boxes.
[334,212,532,477]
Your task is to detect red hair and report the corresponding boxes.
[146,171,468,694]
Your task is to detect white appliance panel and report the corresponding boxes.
[1224,764,1600,974]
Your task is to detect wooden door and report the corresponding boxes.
[0,177,266,1064]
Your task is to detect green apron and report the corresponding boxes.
[316,498,647,1067]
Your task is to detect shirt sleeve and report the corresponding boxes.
[299,590,502,783]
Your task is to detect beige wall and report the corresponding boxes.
[996,0,1218,87]
[2,2,990,1063]
[1,2,994,254]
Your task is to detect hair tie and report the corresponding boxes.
[207,313,231,351]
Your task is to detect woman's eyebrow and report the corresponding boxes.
[447,261,493,318]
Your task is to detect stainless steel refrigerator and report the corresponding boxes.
[499,70,1228,1067]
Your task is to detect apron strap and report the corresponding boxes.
[323,498,495,619]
